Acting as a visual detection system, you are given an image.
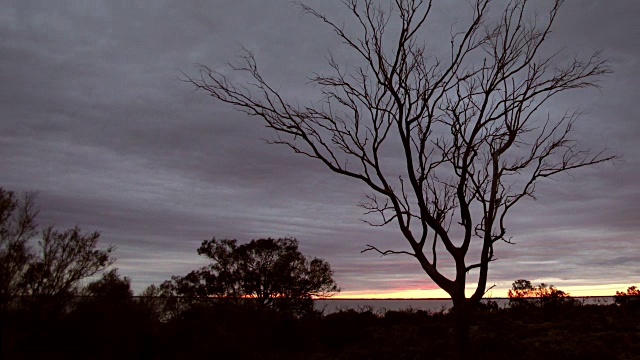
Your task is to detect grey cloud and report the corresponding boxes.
[1,0,637,294]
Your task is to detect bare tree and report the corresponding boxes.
[184,0,615,347]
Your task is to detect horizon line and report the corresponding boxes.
[315,295,617,300]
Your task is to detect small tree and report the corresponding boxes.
[172,237,339,315]
[83,268,133,301]
[74,268,134,318]
[185,0,615,346]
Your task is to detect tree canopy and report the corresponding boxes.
[164,237,339,315]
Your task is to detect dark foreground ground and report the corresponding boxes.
[2,300,639,359]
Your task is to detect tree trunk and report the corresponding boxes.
[451,297,471,353]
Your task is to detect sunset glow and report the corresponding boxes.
[333,288,450,299]
[331,283,631,299]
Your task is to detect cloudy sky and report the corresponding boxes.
[1,0,638,297]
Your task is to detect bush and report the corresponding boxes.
[508,279,578,309]
[614,286,640,311]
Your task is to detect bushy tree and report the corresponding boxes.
[169,237,339,315]
[83,268,133,300]
[72,268,135,320]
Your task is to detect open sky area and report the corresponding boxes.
[1,0,638,298]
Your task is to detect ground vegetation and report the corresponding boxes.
[2,289,639,359]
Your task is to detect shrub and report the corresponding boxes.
[508,279,578,308]
[614,286,640,311]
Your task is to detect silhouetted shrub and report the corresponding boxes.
[321,308,378,349]
[3,297,640,359]
[508,279,578,310]
[615,285,640,312]
[476,299,500,314]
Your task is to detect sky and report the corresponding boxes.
[1,0,638,298]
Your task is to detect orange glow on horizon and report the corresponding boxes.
[551,284,634,297]
[331,288,450,299]
[324,283,632,299]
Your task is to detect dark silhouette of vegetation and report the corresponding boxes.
[4,291,640,359]
[508,279,576,308]
[137,282,185,322]
[0,187,144,359]
[507,279,579,322]
[82,268,133,304]
[0,188,114,315]
[0,196,637,360]
[2,188,635,358]
[183,0,616,348]
[157,237,339,316]
[615,285,640,312]
[21,226,114,314]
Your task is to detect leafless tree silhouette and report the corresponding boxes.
[184,0,615,347]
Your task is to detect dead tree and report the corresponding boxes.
[185,0,614,348]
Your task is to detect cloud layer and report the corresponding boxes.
[1,0,638,296]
